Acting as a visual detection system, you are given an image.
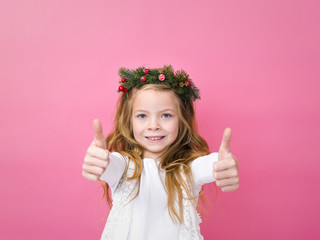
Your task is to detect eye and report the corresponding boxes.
[137,114,147,119]
[162,113,172,118]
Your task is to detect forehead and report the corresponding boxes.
[132,89,179,112]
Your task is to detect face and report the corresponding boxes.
[131,89,180,161]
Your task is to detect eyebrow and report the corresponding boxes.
[133,108,176,113]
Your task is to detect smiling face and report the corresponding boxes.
[131,89,180,161]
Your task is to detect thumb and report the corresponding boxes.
[218,128,232,160]
[93,119,106,149]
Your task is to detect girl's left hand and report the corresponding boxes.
[213,128,239,192]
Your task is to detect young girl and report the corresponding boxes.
[82,65,239,240]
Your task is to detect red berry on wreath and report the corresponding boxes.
[121,78,126,83]
[118,86,124,91]
[144,68,149,74]
[186,80,191,86]
[141,76,146,81]
[123,87,127,93]
[162,70,165,74]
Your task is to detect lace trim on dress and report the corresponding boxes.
[178,170,204,240]
[101,158,137,240]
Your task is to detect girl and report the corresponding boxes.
[82,65,239,240]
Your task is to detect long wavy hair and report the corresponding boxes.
[100,84,210,223]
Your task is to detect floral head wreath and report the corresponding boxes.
[117,65,200,102]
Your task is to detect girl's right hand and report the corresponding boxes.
[82,119,110,181]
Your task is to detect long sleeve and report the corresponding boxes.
[191,152,219,194]
[99,152,127,193]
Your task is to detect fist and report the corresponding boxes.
[213,128,239,192]
[82,119,110,181]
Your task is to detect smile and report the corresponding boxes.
[145,136,165,141]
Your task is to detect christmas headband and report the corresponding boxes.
[117,65,200,102]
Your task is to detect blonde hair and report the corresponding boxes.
[101,84,210,223]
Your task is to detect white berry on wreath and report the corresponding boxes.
[158,74,165,81]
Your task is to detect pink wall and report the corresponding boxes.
[1,0,319,239]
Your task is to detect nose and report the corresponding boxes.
[148,117,161,131]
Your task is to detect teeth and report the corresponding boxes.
[148,137,162,140]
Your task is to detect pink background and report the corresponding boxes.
[1,0,319,239]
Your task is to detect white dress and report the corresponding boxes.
[100,152,218,240]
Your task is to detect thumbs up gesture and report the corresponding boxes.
[82,119,110,181]
[213,128,239,192]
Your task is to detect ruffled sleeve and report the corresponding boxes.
[190,152,219,194]
[99,152,127,193]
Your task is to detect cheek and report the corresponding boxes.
[169,120,179,139]
[132,119,142,136]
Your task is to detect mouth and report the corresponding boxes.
[145,136,165,141]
